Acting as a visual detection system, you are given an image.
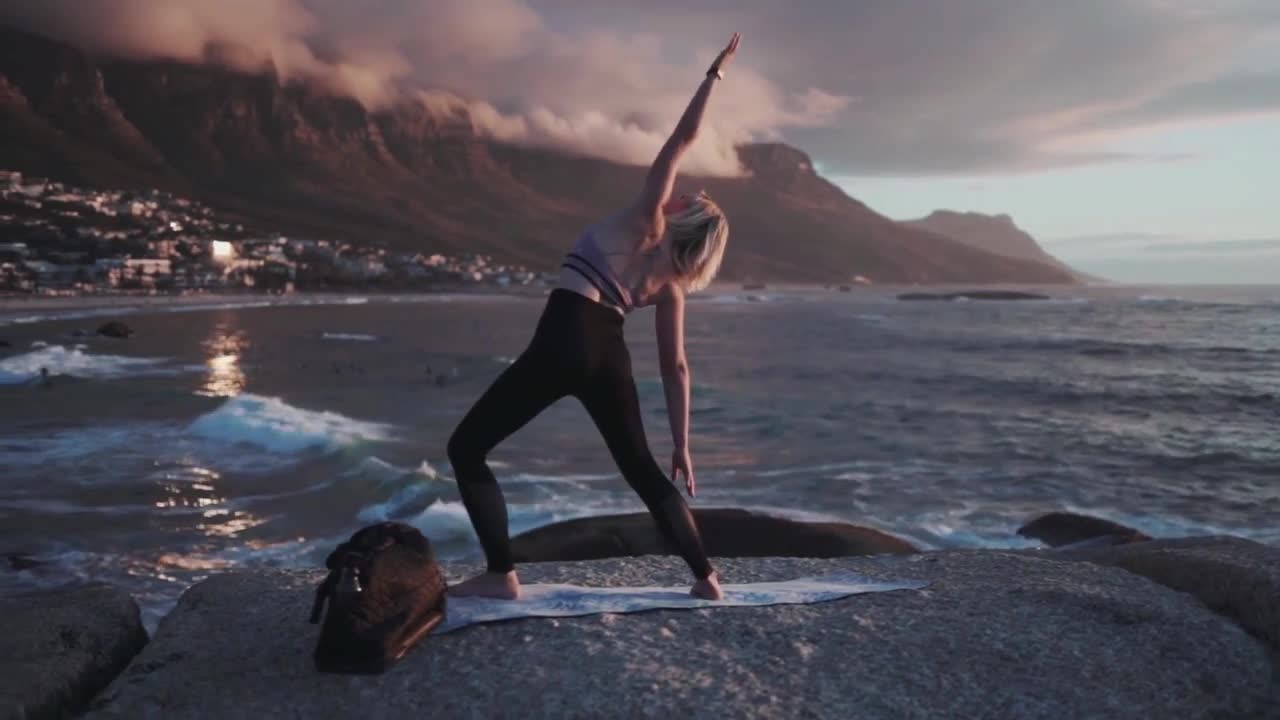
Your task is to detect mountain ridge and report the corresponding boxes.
[903,210,1096,283]
[0,25,1078,285]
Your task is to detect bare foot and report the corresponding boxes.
[690,571,723,601]
[449,570,522,600]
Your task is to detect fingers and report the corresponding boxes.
[717,33,741,68]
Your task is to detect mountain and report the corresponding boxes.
[0,26,1077,285]
[902,211,1096,283]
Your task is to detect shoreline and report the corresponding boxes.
[4,280,1273,314]
[4,281,1279,333]
[0,286,553,327]
[0,283,832,324]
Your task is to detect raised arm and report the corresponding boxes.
[637,33,741,221]
[656,285,696,496]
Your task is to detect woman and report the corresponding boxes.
[447,33,741,602]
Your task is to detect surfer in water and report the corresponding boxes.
[447,32,742,602]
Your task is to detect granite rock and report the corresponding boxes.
[0,584,148,720]
[89,548,1279,719]
[510,508,918,563]
[1017,512,1152,548]
[1056,536,1280,653]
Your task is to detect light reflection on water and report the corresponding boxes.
[198,313,247,397]
[144,461,272,543]
[155,552,234,572]
[202,354,244,397]
[197,510,268,538]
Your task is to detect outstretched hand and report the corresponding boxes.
[672,447,696,497]
[710,32,742,75]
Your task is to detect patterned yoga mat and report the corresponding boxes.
[437,572,929,634]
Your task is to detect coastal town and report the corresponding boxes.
[0,170,547,296]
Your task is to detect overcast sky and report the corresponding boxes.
[4,0,1278,283]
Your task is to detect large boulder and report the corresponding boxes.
[1018,511,1152,548]
[6,552,47,571]
[1056,536,1280,654]
[89,549,1278,719]
[0,584,148,720]
[96,321,133,339]
[509,508,918,562]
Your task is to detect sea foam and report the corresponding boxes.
[187,394,395,453]
[0,342,174,384]
[394,499,571,557]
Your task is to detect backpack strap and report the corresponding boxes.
[309,568,338,624]
[310,548,373,624]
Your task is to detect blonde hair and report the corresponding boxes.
[665,190,729,293]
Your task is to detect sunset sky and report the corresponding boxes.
[3,0,1278,283]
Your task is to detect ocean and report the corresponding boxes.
[1,285,1277,628]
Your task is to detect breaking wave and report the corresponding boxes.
[187,394,396,453]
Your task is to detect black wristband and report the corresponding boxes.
[707,67,723,80]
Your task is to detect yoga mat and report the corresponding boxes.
[437,572,929,634]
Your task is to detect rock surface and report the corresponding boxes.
[5,552,47,571]
[1018,511,1152,548]
[1057,536,1280,653]
[0,584,148,720]
[510,508,918,563]
[90,549,1279,719]
[897,291,1051,302]
[95,321,133,338]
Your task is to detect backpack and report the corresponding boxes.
[309,521,448,674]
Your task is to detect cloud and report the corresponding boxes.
[2,0,1279,176]
[0,0,411,106]
[777,1,1280,174]
[1075,72,1280,133]
[0,0,850,175]
[1138,237,1280,255]
[1044,233,1280,257]
[565,0,1280,174]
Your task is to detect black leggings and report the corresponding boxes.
[447,289,713,579]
